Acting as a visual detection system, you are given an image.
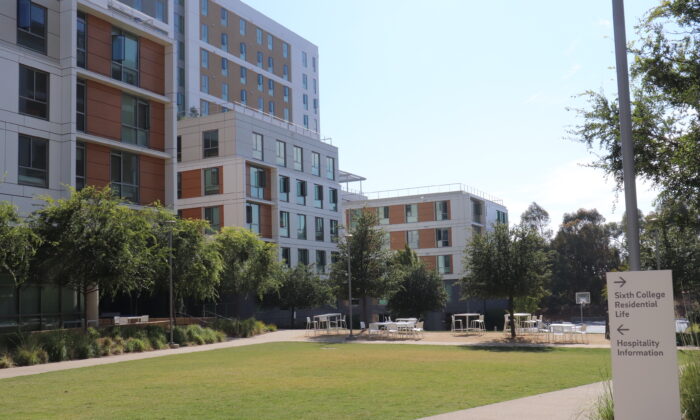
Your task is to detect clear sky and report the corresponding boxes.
[243,0,661,229]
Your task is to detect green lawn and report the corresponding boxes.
[0,342,610,419]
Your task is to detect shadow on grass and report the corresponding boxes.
[460,344,556,353]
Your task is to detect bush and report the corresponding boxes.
[14,344,49,366]
[589,380,614,420]
[677,333,700,346]
[124,337,150,353]
[211,317,272,338]
[38,330,70,363]
[0,353,14,369]
[69,333,99,360]
[266,324,277,332]
[681,350,700,419]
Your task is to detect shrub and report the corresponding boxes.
[173,326,188,345]
[184,325,206,345]
[14,344,49,366]
[266,324,277,332]
[681,350,700,419]
[0,353,14,369]
[124,338,150,353]
[69,333,99,360]
[211,317,273,338]
[144,325,168,349]
[678,332,700,347]
[39,330,70,363]
[111,337,125,355]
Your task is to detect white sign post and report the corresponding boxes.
[606,270,681,420]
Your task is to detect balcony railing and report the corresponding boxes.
[342,183,503,205]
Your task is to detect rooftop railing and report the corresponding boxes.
[342,183,503,205]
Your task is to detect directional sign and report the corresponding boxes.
[606,270,681,420]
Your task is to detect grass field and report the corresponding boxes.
[0,342,610,419]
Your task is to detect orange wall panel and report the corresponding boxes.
[85,143,111,188]
[86,15,112,77]
[180,207,202,220]
[421,256,437,271]
[390,231,406,251]
[419,228,436,249]
[180,169,201,199]
[86,81,121,141]
[260,204,272,238]
[139,38,165,95]
[418,202,435,222]
[139,156,165,205]
[149,101,165,151]
[388,204,404,224]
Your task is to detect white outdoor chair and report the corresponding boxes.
[385,322,398,339]
[368,323,382,338]
[398,322,414,338]
[360,321,366,330]
[574,324,588,344]
[305,316,318,336]
[503,314,511,337]
[338,315,347,330]
[412,321,424,339]
[451,315,463,334]
[470,315,485,333]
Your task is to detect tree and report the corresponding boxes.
[330,211,397,325]
[0,202,41,286]
[215,227,281,299]
[268,264,334,328]
[520,202,553,241]
[387,246,447,319]
[461,224,550,339]
[569,0,700,204]
[30,187,157,329]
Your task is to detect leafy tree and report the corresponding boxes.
[548,209,622,311]
[387,246,447,319]
[461,224,550,339]
[215,227,281,299]
[330,211,397,324]
[0,202,41,286]
[569,0,700,204]
[30,187,157,329]
[520,202,553,241]
[268,264,334,328]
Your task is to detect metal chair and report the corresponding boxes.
[305,316,318,336]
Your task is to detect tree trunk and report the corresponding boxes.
[508,295,516,339]
[362,295,369,326]
[83,284,89,332]
[290,307,295,329]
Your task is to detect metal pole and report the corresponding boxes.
[654,229,661,270]
[612,0,641,270]
[347,244,353,338]
[168,225,174,345]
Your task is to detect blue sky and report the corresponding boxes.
[244,0,661,229]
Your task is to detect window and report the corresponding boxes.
[176,136,182,162]
[178,41,184,60]
[472,199,484,224]
[256,28,262,44]
[405,204,417,223]
[76,142,86,191]
[296,214,306,240]
[407,230,419,249]
[348,209,361,230]
[276,140,286,166]
[282,42,288,58]
[240,66,247,84]
[377,207,389,225]
[313,79,317,94]
[302,74,308,90]
[257,97,263,112]
[178,66,185,87]
[220,33,228,52]
[326,157,335,180]
[303,94,308,110]
[302,51,307,67]
[200,24,208,42]
[436,201,449,220]
[176,14,184,35]
[239,42,246,60]
[200,100,209,116]
[246,203,260,234]
[436,228,450,248]
[221,58,228,76]
[283,64,289,80]
[220,7,227,26]
[267,56,274,73]
[257,74,263,91]
[19,65,48,119]
[293,146,303,171]
[315,217,324,241]
[313,99,318,114]
[279,211,290,237]
[18,134,48,188]
[200,49,208,68]
[77,11,86,68]
[256,51,263,68]
[17,0,47,54]
[278,175,289,201]
[200,75,209,93]
[316,250,326,273]
[303,115,309,128]
[239,19,246,35]
[204,167,220,195]
[240,89,247,105]
[111,150,139,202]
[281,247,291,267]
[267,34,273,50]
[298,248,309,265]
[311,152,320,176]
[177,172,182,199]
[312,57,317,72]
[313,184,323,208]
[200,0,208,15]
[329,188,338,211]
[252,132,263,160]
[284,108,289,121]
[295,180,306,205]
[121,94,149,147]
[330,220,339,243]
[202,130,218,158]
[250,166,265,199]
[111,29,139,86]
[497,210,508,225]
[438,255,452,274]
[205,206,222,232]
[76,79,86,132]
[283,86,289,103]
[268,79,274,96]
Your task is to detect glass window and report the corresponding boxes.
[110,150,138,202]
[200,75,209,93]
[472,199,484,224]
[177,135,182,162]
[77,11,86,68]
[18,134,48,188]
[315,217,324,241]
[282,42,288,58]
[177,14,184,35]
[222,83,228,101]
[111,28,139,86]
[348,209,361,230]
[330,219,339,243]
[296,214,306,240]
[17,0,47,54]
[329,188,338,211]
[283,64,289,80]
[298,248,309,265]
[200,0,208,15]
[178,66,185,87]
[240,89,247,105]
[267,34,273,50]
[221,33,228,52]
[283,86,289,103]
[284,107,289,121]
[436,201,449,220]
[19,65,48,119]
[302,51,307,67]
[76,141,86,191]
[438,255,452,274]
[178,41,184,60]
[257,51,263,68]
[221,58,228,76]
[239,42,246,60]
[278,175,289,202]
[436,228,450,248]
[177,172,182,199]
[267,56,274,74]
[377,206,389,225]
[311,152,320,176]
[268,79,274,96]
[257,74,263,91]
[312,57,317,72]
[121,94,149,147]
[405,204,417,223]
[240,66,247,84]
[313,99,318,114]
[220,7,227,26]
[281,247,291,267]
[200,100,209,116]
[303,115,309,128]
[302,74,308,90]
[76,79,86,132]
[205,206,221,232]
[279,211,289,237]
[201,49,208,68]
[295,179,306,205]
[303,94,308,110]
[313,184,323,209]
[257,97,263,112]
[276,140,286,166]
[256,28,262,44]
[326,157,335,180]
[200,24,208,42]
[246,203,260,234]
[204,167,220,195]
[316,250,326,273]
[252,132,263,160]
[497,210,508,225]
[202,130,218,158]
[250,166,265,199]
[293,146,303,171]
[407,230,419,249]
[239,19,246,35]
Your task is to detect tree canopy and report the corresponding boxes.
[520,202,553,241]
[0,202,41,286]
[268,264,334,328]
[387,245,447,319]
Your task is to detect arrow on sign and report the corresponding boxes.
[617,325,630,335]
[614,276,627,288]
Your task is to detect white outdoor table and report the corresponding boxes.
[454,313,481,332]
[314,313,342,333]
[512,313,531,333]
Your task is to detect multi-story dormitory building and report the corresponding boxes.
[342,185,509,330]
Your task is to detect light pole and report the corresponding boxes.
[165,219,176,347]
[345,232,354,339]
